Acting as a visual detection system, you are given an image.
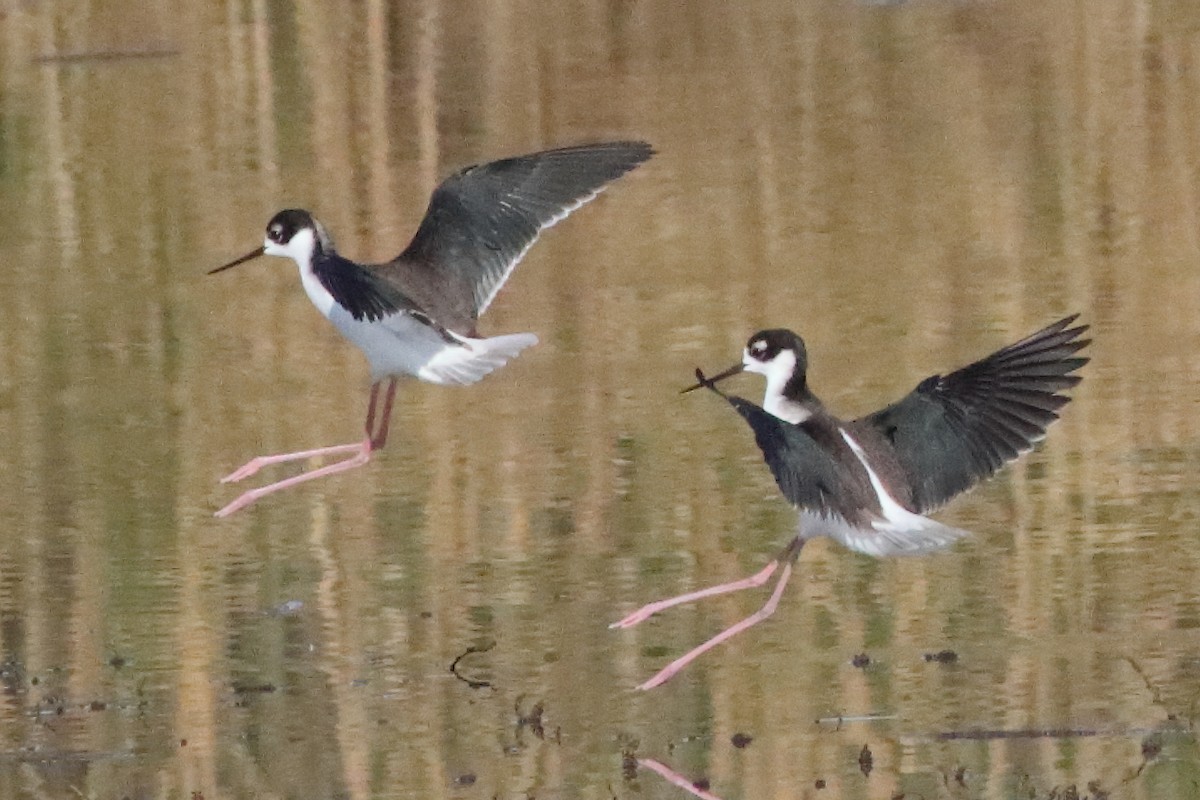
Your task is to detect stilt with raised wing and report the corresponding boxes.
[615,315,1090,689]
[211,141,654,517]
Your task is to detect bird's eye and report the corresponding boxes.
[268,225,283,242]
[750,341,767,357]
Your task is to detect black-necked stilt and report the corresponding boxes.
[614,315,1089,689]
[210,141,653,517]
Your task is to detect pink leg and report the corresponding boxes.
[610,561,780,629]
[369,378,398,449]
[221,382,388,484]
[215,381,397,517]
[635,559,795,690]
[220,442,366,484]
[214,437,373,517]
[637,758,726,800]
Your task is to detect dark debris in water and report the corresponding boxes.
[1043,784,1110,800]
[1141,733,1163,761]
[515,696,546,740]
[924,649,958,664]
[620,737,639,782]
[858,743,873,776]
[730,732,753,749]
[449,641,495,690]
[26,696,131,719]
[231,682,277,695]
[988,772,1111,800]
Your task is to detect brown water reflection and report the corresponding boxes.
[2,0,1200,798]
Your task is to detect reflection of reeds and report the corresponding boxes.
[0,0,1198,797]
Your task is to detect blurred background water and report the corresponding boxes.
[0,1,1199,798]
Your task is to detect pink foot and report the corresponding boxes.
[610,560,780,629]
[215,438,372,517]
[635,561,795,690]
[220,442,367,484]
[638,758,726,800]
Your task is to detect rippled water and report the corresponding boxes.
[1,1,1199,798]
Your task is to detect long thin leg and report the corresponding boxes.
[363,379,383,431]
[221,382,386,484]
[632,536,805,691]
[610,561,781,629]
[611,536,805,629]
[215,381,394,517]
[369,378,398,449]
[636,560,794,690]
[214,437,373,517]
[637,758,726,800]
[219,442,367,484]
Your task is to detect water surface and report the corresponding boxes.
[0,1,1198,798]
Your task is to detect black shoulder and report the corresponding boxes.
[312,254,417,323]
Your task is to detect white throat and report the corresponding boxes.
[266,228,336,318]
[265,228,317,274]
[745,348,811,424]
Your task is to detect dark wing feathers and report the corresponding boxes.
[859,315,1089,512]
[313,254,422,323]
[395,141,654,319]
[722,394,846,517]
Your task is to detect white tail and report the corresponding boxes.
[417,332,538,385]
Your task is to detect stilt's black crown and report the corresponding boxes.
[265,209,316,245]
[746,329,808,371]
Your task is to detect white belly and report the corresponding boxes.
[331,306,462,381]
[299,261,537,385]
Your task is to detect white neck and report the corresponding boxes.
[265,228,317,276]
[763,394,810,424]
[266,229,336,317]
[746,348,811,423]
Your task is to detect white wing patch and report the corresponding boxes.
[802,429,970,557]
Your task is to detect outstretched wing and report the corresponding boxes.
[858,315,1090,513]
[392,141,654,321]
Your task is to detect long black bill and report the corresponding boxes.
[208,246,266,275]
[680,362,743,394]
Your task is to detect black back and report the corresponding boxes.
[313,252,422,324]
[858,315,1090,512]
[696,374,884,525]
[264,209,424,326]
